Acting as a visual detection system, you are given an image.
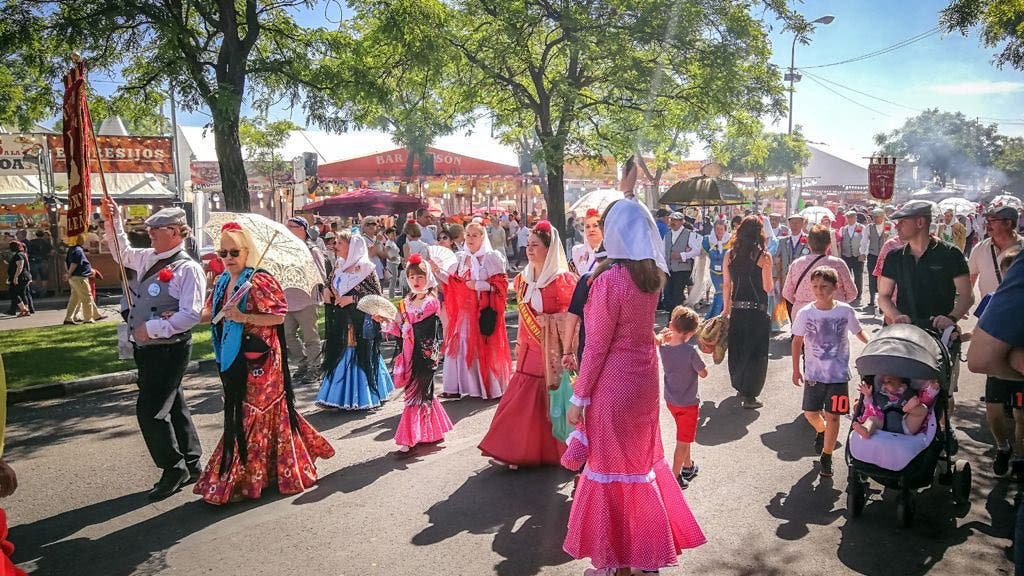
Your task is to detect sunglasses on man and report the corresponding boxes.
[217,249,244,258]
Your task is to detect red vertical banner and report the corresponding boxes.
[62,61,91,240]
[868,157,897,201]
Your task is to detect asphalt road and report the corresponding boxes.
[3,311,1018,576]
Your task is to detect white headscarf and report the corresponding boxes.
[333,233,375,296]
[459,222,505,283]
[707,230,731,252]
[521,222,569,312]
[405,254,438,295]
[603,199,669,273]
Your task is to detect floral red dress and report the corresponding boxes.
[195,271,335,505]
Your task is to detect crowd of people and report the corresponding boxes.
[4,174,1021,575]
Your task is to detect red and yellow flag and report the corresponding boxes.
[61,61,91,240]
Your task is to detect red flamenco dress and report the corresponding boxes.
[439,250,512,399]
[195,270,335,505]
[563,265,705,570]
[478,272,576,467]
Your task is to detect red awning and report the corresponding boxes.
[318,146,520,180]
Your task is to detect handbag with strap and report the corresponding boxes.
[785,254,826,306]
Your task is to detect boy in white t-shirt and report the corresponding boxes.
[791,266,869,478]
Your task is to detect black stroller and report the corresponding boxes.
[845,324,971,527]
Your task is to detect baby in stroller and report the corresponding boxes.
[852,375,940,439]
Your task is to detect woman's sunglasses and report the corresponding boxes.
[217,249,243,258]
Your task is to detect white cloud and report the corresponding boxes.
[929,81,1024,95]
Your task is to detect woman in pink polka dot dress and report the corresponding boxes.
[564,199,705,575]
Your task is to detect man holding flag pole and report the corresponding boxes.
[64,57,207,501]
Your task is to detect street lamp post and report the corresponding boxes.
[786,14,834,216]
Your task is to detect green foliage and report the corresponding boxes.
[0,321,212,389]
[714,122,811,196]
[332,0,479,172]
[0,0,351,212]
[942,0,1024,70]
[874,108,1002,185]
[415,0,792,231]
[239,117,300,179]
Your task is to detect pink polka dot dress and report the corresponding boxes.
[563,264,706,571]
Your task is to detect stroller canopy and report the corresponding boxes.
[855,324,948,385]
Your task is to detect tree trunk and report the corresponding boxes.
[212,106,249,212]
[545,160,567,240]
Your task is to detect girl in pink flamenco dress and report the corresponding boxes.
[564,199,705,576]
[380,254,453,453]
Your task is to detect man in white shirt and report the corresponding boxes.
[663,212,702,310]
[285,217,328,383]
[969,205,1024,477]
[838,210,870,305]
[415,208,437,245]
[100,197,206,501]
[865,208,892,310]
[515,222,531,269]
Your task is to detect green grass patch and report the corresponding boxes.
[0,322,214,389]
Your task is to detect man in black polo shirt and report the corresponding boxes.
[878,200,973,331]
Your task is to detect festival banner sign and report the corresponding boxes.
[868,157,897,201]
[62,61,91,239]
[0,134,44,176]
[48,134,173,174]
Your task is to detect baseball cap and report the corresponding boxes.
[986,205,1019,221]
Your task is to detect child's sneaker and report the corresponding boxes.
[813,431,825,455]
[819,453,834,478]
[680,462,699,482]
[676,472,690,490]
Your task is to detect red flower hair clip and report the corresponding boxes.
[221,222,242,232]
[585,208,600,218]
[157,266,175,283]
[534,220,552,233]
[408,253,423,266]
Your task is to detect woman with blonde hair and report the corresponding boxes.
[195,221,334,505]
[436,220,512,399]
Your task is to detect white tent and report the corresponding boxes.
[801,145,869,187]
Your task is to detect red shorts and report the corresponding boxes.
[668,404,699,443]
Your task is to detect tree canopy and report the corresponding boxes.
[874,109,1002,186]
[429,0,792,233]
[0,0,352,211]
[713,123,811,201]
[942,0,1024,70]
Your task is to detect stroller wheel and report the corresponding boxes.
[847,479,866,518]
[952,459,972,505]
[896,491,915,528]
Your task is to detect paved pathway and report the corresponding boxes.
[2,313,1018,575]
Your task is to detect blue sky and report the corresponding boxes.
[91,0,1024,161]
[767,0,1024,160]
